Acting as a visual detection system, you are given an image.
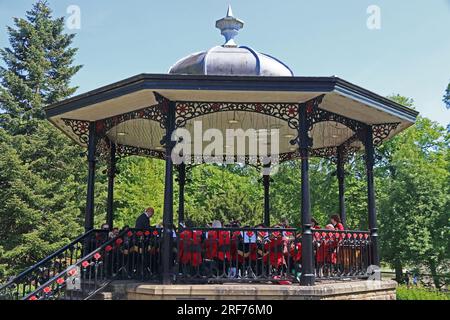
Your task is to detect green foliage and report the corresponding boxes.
[0,1,81,135]
[444,82,450,110]
[0,1,84,278]
[183,164,263,226]
[378,96,450,287]
[0,1,448,288]
[396,285,450,300]
[113,157,165,227]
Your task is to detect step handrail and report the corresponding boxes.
[22,228,130,300]
[0,229,106,292]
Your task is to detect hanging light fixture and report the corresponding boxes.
[228,111,239,124]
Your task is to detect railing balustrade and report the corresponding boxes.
[0,229,109,300]
[6,227,373,300]
[22,228,131,300]
[175,227,301,284]
[313,229,372,279]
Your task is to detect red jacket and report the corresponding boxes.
[289,241,302,262]
[217,231,231,261]
[179,230,203,266]
[335,223,344,231]
[315,233,337,264]
[204,230,218,260]
[245,231,258,261]
[263,236,285,267]
[231,231,245,263]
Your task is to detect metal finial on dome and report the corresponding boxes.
[226,4,233,17]
[215,5,244,47]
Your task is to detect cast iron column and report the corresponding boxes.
[106,142,116,229]
[85,122,97,233]
[298,103,315,286]
[336,146,347,228]
[162,100,176,284]
[364,126,380,266]
[177,162,186,226]
[263,173,270,227]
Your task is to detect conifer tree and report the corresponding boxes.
[0,0,81,135]
[0,1,88,278]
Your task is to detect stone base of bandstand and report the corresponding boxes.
[98,280,397,300]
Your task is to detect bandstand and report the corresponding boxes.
[0,7,418,300]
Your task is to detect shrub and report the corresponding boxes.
[396,285,450,300]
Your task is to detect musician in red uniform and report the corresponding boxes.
[213,223,231,275]
[311,217,321,229]
[263,230,285,275]
[315,224,336,277]
[178,220,203,275]
[204,229,218,260]
[230,229,245,278]
[287,231,301,281]
[330,214,344,231]
[245,230,258,275]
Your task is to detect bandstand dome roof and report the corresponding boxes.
[168,6,294,77]
[44,7,418,164]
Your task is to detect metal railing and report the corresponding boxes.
[22,228,131,300]
[313,229,372,280]
[174,227,301,284]
[0,229,109,300]
[7,227,373,300]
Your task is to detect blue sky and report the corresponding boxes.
[1,0,449,126]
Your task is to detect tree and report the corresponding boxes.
[113,157,165,227]
[378,95,449,286]
[0,1,85,278]
[0,0,81,135]
[444,82,450,110]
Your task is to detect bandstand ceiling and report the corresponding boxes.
[45,74,418,160]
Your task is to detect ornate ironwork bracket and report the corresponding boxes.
[175,100,301,129]
[92,92,170,139]
[279,147,350,164]
[62,119,90,145]
[308,98,365,133]
[371,122,400,146]
[116,144,165,159]
[95,136,111,160]
[287,95,325,148]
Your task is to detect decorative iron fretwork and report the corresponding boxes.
[95,137,111,160]
[337,133,363,161]
[311,147,339,163]
[95,105,166,138]
[92,92,171,138]
[278,149,301,163]
[309,107,365,134]
[279,148,337,162]
[175,101,301,129]
[62,119,90,145]
[278,144,360,164]
[371,122,400,146]
[289,95,326,149]
[187,154,268,166]
[116,144,165,159]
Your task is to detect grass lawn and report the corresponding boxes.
[396,285,449,300]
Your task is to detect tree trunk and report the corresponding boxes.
[428,259,441,289]
[394,260,403,284]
